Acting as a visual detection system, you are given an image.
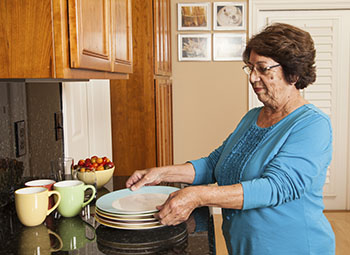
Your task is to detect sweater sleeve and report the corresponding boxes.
[241,114,333,210]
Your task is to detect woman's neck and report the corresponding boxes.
[257,93,308,128]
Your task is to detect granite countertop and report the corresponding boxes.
[0,176,215,255]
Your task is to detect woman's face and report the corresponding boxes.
[248,50,292,108]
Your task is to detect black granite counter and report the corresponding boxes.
[0,176,215,255]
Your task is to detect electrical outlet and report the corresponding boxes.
[14,120,26,157]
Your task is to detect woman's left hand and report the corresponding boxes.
[155,186,202,226]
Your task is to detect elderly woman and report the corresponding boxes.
[126,23,335,255]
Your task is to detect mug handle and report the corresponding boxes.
[47,190,61,215]
[82,185,96,208]
[48,229,63,252]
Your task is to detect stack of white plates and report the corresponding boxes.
[95,186,179,230]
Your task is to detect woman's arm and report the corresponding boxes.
[242,114,332,210]
[125,163,195,191]
[156,184,243,226]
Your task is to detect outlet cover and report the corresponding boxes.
[14,120,26,157]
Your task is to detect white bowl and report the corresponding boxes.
[77,167,114,189]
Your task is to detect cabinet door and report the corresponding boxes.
[155,79,173,166]
[68,0,112,71]
[111,0,133,73]
[153,0,171,76]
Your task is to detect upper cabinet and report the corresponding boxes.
[0,0,132,80]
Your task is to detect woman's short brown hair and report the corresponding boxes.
[243,23,316,89]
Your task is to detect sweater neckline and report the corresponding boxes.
[254,104,312,130]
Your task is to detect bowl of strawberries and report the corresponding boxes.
[74,156,115,189]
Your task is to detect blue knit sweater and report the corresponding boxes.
[190,104,335,255]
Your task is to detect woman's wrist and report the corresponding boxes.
[159,163,195,184]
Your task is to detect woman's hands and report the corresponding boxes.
[155,186,202,226]
[125,163,201,226]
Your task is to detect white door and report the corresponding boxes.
[250,8,350,209]
[62,80,113,169]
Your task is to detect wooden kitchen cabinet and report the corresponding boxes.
[110,0,173,176]
[0,0,132,80]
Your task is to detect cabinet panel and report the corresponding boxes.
[0,0,54,78]
[155,79,173,166]
[154,0,161,73]
[68,0,112,71]
[154,0,171,76]
[111,0,133,73]
[163,0,172,73]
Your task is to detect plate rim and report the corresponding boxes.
[95,209,158,222]
[95,214,160,226]
[95,215,165,230]
[96,207,157,218]
[96,186,179,215]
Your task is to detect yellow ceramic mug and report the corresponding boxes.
[15,187,61,227]
[19,224,63,254]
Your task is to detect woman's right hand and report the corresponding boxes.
[125,167,163,191]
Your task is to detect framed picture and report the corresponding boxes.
[178,3,211,31]
[213,33,246,61]
[213,2,246,30]
[178,34,211,61]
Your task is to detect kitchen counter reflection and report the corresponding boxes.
[0,176,215,254]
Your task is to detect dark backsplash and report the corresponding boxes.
[0,82,64,178]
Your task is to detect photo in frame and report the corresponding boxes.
[213,33,246,61]
[213,2,246,30]
[178,34,211,61]
[177,3,211,30]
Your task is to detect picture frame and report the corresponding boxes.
[213,2,246,31]
[178,34,211,61]
[213,33,246,61]
[177,3,211,31]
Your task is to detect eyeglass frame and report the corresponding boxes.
[242,63,281,76]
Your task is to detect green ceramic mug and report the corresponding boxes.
[54,180,96,217]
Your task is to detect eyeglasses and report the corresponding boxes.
[242,64,281,76]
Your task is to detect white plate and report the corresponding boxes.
[96,208,156,218]
[95,209,158,222]
[96,186,179,215]
[95,214,160,226]
[95,215,165,230]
